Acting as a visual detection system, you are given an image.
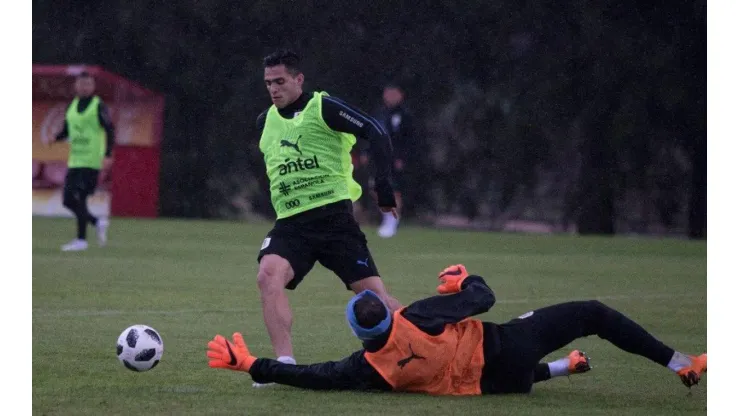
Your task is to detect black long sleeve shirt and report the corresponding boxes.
[55,96,115,157]
[248,275,497,391]
[256,92,394,183]
[374,104,414,164]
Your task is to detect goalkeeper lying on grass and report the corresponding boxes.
[207,265,706,395]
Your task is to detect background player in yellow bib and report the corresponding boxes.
[253,49,402,384]
[51,72,115,252]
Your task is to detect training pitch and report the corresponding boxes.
[33,217,707,415]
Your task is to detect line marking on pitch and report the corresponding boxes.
[32,292,701,318]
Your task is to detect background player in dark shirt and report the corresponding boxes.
[208,265,707,395]
[374,83,414,238]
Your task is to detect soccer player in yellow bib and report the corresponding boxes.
[52,72,114,252]
[252,49,402,386]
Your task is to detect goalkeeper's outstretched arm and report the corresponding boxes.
[248,350,391,391]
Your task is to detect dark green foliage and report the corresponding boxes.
[33,0,706,237]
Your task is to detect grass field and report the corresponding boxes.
[32,217,707,415]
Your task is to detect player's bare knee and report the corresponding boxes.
[257,255,293,294]
[257,269,286,294]
[350,277,402,310]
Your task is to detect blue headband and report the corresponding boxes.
[346,290,392,340]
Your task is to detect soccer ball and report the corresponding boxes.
[116,325,164,372]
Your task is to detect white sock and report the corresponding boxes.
[666,351,691,372]
[382,212,398,224]
[547,357,570,377]
[277,356,296,365]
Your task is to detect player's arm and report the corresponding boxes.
[401,274,496,335]
[249,350,391,391]
[55,103,72,142]
[98,102,115,157]
[55,121,69,142]
[208,333,390,391]
[321,96,396,209]
[256,109,268,132]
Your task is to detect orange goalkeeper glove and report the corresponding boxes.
[206,332,257,372]
[436,264,470,294]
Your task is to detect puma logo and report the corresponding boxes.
[356,257,369,267]
[280,135,302,155]
[397,343,426,369]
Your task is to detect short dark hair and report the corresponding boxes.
[353,296,388,329]
[384,82,403,91]
[76,71,92,80]
[263,49,301,75]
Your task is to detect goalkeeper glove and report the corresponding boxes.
[436,264,470,294]
[207,332,256,372]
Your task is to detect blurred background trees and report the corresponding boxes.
[33,0,706,238]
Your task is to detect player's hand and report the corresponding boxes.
[437,264,470,294]
[102,157,113,171]
[207,332,256,372]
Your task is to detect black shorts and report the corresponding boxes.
[64,167,99,197]
[482,302,598,394]
[257,200,380,290]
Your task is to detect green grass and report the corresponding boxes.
[32,217,707,415]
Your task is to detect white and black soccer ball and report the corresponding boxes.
[116,325,164,372]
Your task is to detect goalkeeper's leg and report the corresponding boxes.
[524,301,706,387]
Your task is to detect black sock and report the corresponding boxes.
[76,213,87,240]
[74,197,97,240]
[64,190,86,240]
[78,197,97,232]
